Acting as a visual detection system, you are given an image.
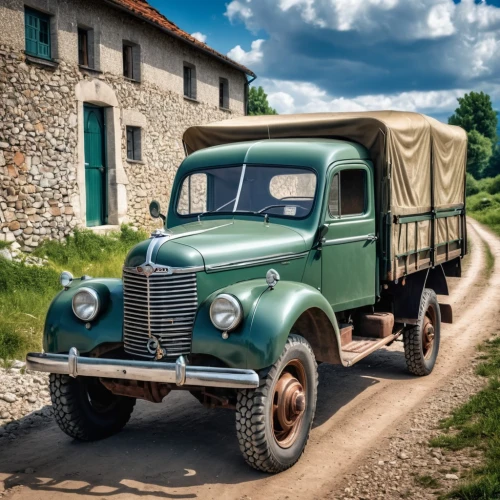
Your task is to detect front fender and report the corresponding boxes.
[44,278,124,354]
[191,280,343,370]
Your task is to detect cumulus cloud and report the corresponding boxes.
[191,32,207,43]
[260,77,500,117]
[227,39,265,66]
[224,0,500,113]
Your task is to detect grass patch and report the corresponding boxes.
[0,225,147,361]
[0,241,12,250]
[429,335,500,499]
[415,475,441,489]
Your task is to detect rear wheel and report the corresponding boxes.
[235,334,318,473]
[403,288,441,376]
[49,374,136,441]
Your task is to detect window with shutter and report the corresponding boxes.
[25,8,51,60]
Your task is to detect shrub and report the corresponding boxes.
[487,174,500,195]
[466,173,480,196]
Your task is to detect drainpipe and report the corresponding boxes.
[244,74,257,116]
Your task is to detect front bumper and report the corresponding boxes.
[26,348,260,389]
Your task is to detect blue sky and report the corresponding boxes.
[150,0,500,121]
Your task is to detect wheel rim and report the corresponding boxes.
[422,304,437,360]
[271,359,307,449]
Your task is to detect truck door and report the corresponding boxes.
[321,162,376,311]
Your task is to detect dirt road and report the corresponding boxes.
[1,219,498,500]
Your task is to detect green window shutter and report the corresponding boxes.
[25,8,51,60]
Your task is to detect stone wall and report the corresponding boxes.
[0,44,243,251]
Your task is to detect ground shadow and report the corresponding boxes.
[0,345,411,498]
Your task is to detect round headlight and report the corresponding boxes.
[72,287,100,322]
[60,271,73,288]
[210,294,242,331]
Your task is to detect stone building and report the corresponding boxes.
[0,0,255,250]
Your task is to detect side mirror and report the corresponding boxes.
[149,200,165,221]
[316,224,329,248]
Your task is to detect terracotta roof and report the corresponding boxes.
[105,0,256,78]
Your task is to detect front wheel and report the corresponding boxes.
[49,374,136,441]
[403,288,441,376]
[236,334,318,473]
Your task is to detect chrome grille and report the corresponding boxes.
[122,268,198,359]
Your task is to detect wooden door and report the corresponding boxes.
[84,106,106,227]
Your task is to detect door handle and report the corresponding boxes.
[367,234,378,241]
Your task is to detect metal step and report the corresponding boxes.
[341,330,403,367]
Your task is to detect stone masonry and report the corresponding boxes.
[0,0,252,251]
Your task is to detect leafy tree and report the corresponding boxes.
[448,91,498,142]
[485,145,500,178]
[467,129,493,179]
[248,86,278,116]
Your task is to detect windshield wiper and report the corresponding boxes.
[198,198,236,221]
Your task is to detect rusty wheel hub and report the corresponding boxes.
[422,314,435,359]
[272,361,307,448]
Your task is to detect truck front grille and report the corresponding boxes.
[122,268,198,360]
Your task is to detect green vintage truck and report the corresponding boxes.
[27,112,467,473]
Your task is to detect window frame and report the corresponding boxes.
[183,62,197,100]
[25,7,51,60]
[126,126,142,162]
[78,27,89,67]
[326,165,369,220]
[122,41,141,82]
[219,77,229,109]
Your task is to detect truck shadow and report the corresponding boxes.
[0,347,411,498]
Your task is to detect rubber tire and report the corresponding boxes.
[235,334,318,473]
[49,374,136,441]
[403,288,441,376]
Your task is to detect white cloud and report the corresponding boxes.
[227,39,265,66]
[260,78,471,116]
[226,0,253,22]
[225,0,500,114]
[191,32,207,43]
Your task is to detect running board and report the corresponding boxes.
[342,330,404,367]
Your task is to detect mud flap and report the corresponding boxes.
[392,266,449,325]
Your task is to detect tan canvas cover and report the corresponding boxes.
[183,111,467,216]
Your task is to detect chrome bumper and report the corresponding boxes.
[26,348,260,389]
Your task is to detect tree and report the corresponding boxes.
[448,91,498,178]
[467,129,493,179]
[248,86,277,116]
[448,91,498,142]
[485,145,500,178]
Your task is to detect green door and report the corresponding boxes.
[84,106,106,227]
[321,162,377,312]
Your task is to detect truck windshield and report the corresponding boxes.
[176,165,317,219]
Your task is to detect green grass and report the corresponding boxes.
[0,225,147,361]
[429,335,500,499]
[467,191,500,237]
[415,475,442,489]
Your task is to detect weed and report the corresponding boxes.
[0,225,147,361]
[430,334,500,499]
[415,475,441,489]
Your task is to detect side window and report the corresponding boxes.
[177,173,208,214]
[328,169,366,218]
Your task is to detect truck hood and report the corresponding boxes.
[124,219,307,270]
